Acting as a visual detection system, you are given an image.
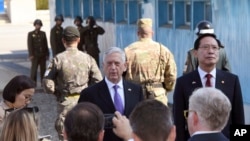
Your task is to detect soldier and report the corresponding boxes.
[43,26,103,141]
[50,15,65,57]
[27,19,49,87]
[82,16,105,67]
[183,20,231,75]
[74,16,85,52]
[124,18,177,105]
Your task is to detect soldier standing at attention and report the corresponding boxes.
[82,16,105,67]
[74,16,85,52]
[50,15,65,57]
[125,18,177,105]
[43,26,103,141]
[27,19,49,87]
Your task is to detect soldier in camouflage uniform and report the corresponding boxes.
[50,15,65,57]
[81,16,105,67]
[43,26,103,141]
[74,16,86,52]
[125,18,177,105]
[27,19,49,87]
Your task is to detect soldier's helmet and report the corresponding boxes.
[55,15,64,22]
[74,16,83,24]
[195,20,214,36]
[33,19,43,26]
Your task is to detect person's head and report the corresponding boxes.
[74,16,83,26]
[193,34,223,72]
[129,100,176,141]
[64,102,105,141]
[62,26,80,47]
[55,14,64,25]
[0,107,39,141]
[33,19,43,30]
[187,87,231,135]
[86,16,96,27]
[2,75,36,108]
[137,18,154,39]
[102,47,127,84]
[195,20,214,36]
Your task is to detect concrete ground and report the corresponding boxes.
[0,10,59,141]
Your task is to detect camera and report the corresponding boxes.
[104,114,115,129]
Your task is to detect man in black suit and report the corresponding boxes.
[173,34,245,141]
[186,87,231,141]
[78,47,143,141]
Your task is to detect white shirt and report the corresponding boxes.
[198,67,216,88]
[105,77,125,108]
[191,130,220,136]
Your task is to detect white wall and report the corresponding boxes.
[6,0,36,23]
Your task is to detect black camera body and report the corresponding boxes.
[104,114,115,129]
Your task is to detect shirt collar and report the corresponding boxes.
[192,130,220,136]
[198,67,216,79]
[104,77,123,89]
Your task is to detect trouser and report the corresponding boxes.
[55,94,80,141]
[30,56,46,85]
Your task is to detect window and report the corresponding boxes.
[128,0,140,24]
[83,0,90,19]
[158,0,173,27]
[93,0,103,19]
[73,0,82,17]
[64,0,72,17]
[56,0,63,16]
[104,0,114,22]
[116,0,128,23]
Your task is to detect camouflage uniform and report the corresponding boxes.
[27,30,49,85]
[125,38,177,105]
[82,25,105,67]
[43,47,102,140]
[183,48,231,74]
[50,25,65,57]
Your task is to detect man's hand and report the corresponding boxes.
[112,111,132,141]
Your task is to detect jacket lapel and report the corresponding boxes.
[98,80,116,111]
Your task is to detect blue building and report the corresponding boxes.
[50,0,250,122]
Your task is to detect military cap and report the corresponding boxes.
[55,15,64,22]
[137,18,153,28]
[33,19,43,26]
[63,26,80,38]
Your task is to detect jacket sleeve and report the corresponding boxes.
[27,32,33,57]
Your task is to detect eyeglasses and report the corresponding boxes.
[183,110,196,119]
[199,44,220,51]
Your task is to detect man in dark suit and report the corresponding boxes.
[186,87,231,141]
[173,34,245,141]
[78,47,143,141]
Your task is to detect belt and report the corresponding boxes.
[66,93,80,98]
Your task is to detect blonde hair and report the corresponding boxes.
[0,109,38,141]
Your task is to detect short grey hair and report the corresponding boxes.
[189,87,231,131]
[102,47,126,63]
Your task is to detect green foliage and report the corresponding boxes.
[36,0,48,10]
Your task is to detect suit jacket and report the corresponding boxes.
[188,132,229,141]
[78,79,143,141]
[173,69,245,141]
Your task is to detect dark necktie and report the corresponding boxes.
[205,74,212,87]
[113,85,124,114]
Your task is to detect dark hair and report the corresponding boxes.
[129,100,173,141]
[86,16,96,27]
[194,33,224,50]
[2,75,36,103]
[64,102,104,141]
